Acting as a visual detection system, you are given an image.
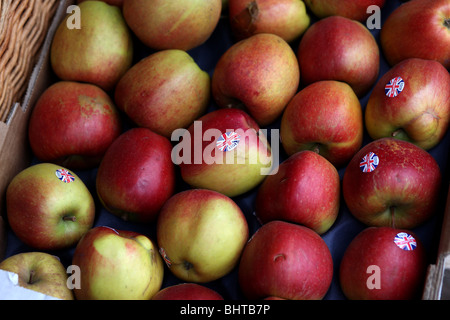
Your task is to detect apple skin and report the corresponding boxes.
[72,226,164,300]
[255,150,340,234]
[122,0,222,51]
[78,0,123,7]
[212,33,300,126]
[297,16,379,98]
[96,128,175,223]
[152,283,224,300]
[0,252,74,300]
[229,0,311,43]
[156,189,249,283]
[339,227,427,300]
[365,58,450,150]
[6,163,95,251]
[238,220,333,300]
[280,80,364,168]
[304,0,386,22]
[28,81,122,170]
[178,108,272,197]
[342,138,442,229]
[114,49,210,138]
[380,0,450,69]
[51,1,133,92]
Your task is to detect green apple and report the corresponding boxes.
[156,189,249,283]
[0,252,74,300]
[6,163,95,250]
[72,226,164,300]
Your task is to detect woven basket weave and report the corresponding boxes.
[0,0,58,123]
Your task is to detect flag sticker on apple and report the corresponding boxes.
[55,169,76,183]
[394,232,417,251]
[216,131,241,152]
[159,247,172,268]
[385,76,405,97]
[359,152,379,173]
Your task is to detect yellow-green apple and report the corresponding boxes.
[114,50,210,138]
[211,33,299,126]
[255,150,340,234]
[280,80,364,167]
[122,0,222,51]
[78,0,123,7]
[156,189,249,283]
[342,138,442,229]
[297,16,379,97]
[51,1,133,92]
[304,0,386,22]
[339,227,427,300]
[175,108,273,197]
[238,220,333,300]
[72,226,164,300]
[229,0,310,43]
[365,58,450,150]
[96,128,175,223]
[28,81,122,170]
[6,163,95,250]
[152,283,224,300]
[380,0,450,69]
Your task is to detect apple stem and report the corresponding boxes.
[391,129,400,137]
[390,206,396,229]
[28,270,35,284]
[312,144,320,154]
[63,216,77,222]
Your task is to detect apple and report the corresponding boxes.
[176,108,273,198]
[228,0,311,43]
[152,283,224,300]
[156,189,249,283]
[304,0,386,22]
[0,252,74,300]
[380,0,450,69]
[238,220,333,300]
[339,227,427,300]
[28,81,122,170]
[78,0,123,7]
[96,128,175,223]
[6,163,95,251]
[365,58,450,150]
[342,138,442,229]
[72,226,164,300]
[51,1,133,92]
[114,49,210,138]
[297,15,379,98]
[212,33,300,126]
[122,0,222,51]
[280,80,364,167]
[255,150,340,234]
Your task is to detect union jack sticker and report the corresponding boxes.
[385,76,405,98]
[55,169,75,183]
[394,232,417,251]
[359,152,379,173]
[159,247,172,268]
[216,131,240,152]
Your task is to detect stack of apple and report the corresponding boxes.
[1,0,449,301]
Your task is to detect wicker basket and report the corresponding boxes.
[0,0,58,123]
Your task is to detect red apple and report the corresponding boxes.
[96,128,175,223]
[152,283,224,300]
[280,80,364,167]
[229,0,311,43]
[342,138,442,229]
[380,0,450,69]
[114,49,210,138]
[28,81,122,170]
[238,220,333,300]
[255,150,340,234]
[297,16,379,97]
[176,108,273,197]
[339,227,427,300]
[304,0,386,22]
[365,58,450,150]
[122,0,222,51]
[212,33,300,126]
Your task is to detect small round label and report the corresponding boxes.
[385,76,405,97]
[55,169,75,183]
[216,131,240,152]
[359,152,379,173]
[394,232,417,251]
[159,247,172,268]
